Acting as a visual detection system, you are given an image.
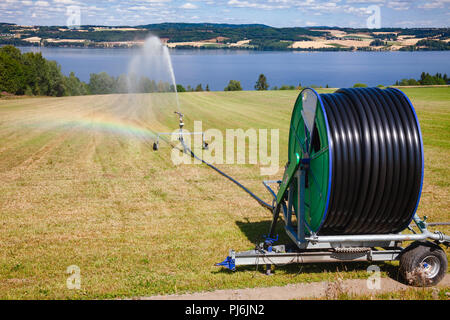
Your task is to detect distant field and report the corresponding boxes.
[0,88,448,299]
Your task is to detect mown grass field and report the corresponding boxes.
[0,88,448,299]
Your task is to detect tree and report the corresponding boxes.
[115,74,129,93]
[195,84,203,92]
[0,45,64,96]
[88,72,115,94]
[0,45,79,97]
[206,84,210,91]
[157,80,170,92]
[224,80,242,91]
[24,86,33,96]
[46,60,65,96]
[64,72,87,96]
[370,39,386,46]
[0,48,25,94]
[22,51,65,96]
[139,77,157,93]
[254,74,269,91]
[399,78,418,86]
[176,84,186,92]
[279,85,295,90]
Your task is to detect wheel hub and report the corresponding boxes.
[420,255,440,279]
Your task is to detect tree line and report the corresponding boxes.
[0,45,67,96]
[400,40,450,51]
[177,84,210,92]
[225,75,322,91]
[395,72,449,86]
[0,45,178,96]
[0,45,216,96]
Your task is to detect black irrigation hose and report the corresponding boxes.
[320,87,423,235]
[427,222,450,226]
[179,139,274,211]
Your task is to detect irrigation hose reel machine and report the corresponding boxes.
[217,87,450,287]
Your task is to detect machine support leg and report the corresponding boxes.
[298,169,306,243]
[269,203,281,239]
[265,264,272,276]
[286,187,293,229]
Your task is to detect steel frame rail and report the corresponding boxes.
[217,164,449,272]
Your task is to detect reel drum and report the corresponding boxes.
[288,87,424,235]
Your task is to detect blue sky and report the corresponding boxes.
[1,0,449,28]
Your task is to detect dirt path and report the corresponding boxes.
[143,275,450,300]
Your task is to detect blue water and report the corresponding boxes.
[18,47,450,91]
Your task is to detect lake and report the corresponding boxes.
[18,47,450,91]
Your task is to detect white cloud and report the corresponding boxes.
[346,0,385,3]
[53,0,79,4]
[227,0,289,9]
[180,3,198,9]
[386,0,411,10]
[418,0,450,9]
[35,1,50,6]
[129,6,150,11]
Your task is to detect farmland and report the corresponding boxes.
[1,22,449,51]
[0,88,449,299]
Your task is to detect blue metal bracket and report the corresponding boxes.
[216,255,236,271]
[263,234,278,252]
[263,234,278,243]
[413,214,428,232]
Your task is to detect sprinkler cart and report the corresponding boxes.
[153,111,208,151]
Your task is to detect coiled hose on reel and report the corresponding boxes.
[315,87,423,235]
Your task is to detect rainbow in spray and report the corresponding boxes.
[30,114,159,141]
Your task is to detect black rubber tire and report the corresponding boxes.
[399,241,447,287]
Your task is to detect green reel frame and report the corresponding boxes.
[269,88,331,242]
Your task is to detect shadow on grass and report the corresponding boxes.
[214,219,402,283]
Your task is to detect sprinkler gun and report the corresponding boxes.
[174,111,184,130]
[152,111,208,151]
[174,111,184,142]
